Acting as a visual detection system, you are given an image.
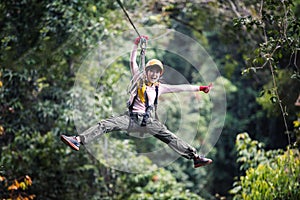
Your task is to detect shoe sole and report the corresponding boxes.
[194,160,213,168]
[60,135,79,151]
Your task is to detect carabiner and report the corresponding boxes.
[140,37,147,49]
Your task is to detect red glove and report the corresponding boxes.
[134,35,149,45]
[199,83,212,93]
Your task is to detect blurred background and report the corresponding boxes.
[0,0,299,199]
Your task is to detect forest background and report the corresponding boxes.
[0,0,300,199]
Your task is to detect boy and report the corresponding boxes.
[61,36,212,168]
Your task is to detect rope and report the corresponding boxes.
[116,0,141,38]
[116,0,147,74]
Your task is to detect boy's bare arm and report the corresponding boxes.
[130,42,139,78]
[160,83,212,94]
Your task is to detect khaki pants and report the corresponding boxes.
[79,112,197,159]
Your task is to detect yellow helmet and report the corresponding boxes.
[145,59,164,74]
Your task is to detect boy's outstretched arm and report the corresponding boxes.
[160,83,212,94]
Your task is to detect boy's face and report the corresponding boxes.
[146,66,161,83]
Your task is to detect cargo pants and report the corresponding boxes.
[79,112,197,159]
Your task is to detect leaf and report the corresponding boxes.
[0,176,5,181]
[270,96,277,104]
[20,182,27,190]
[229,185,242,194]
[259,90,265,97]
[8,184,18,190]
[25,175,32,186]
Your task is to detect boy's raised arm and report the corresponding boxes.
[130,37,140,78]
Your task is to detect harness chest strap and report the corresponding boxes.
[141,85,158,126]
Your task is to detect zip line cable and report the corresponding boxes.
[116,0,141,38]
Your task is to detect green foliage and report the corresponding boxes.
[118,168,204,200]
[231,133,300,200]
[0,68,73,140]
[293,112,300,147]
[234,133,283,171]
[0,0,114,69]
[89,136,155,173]
[0,68,42,137]
[1,131,105,199]
[166,156,215,200]
[256,70,300,117]
[233,0,299,141]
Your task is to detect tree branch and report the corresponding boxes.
[169,16,203,33]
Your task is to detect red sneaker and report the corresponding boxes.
[60,135,80,151]
[194,156,212,168]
